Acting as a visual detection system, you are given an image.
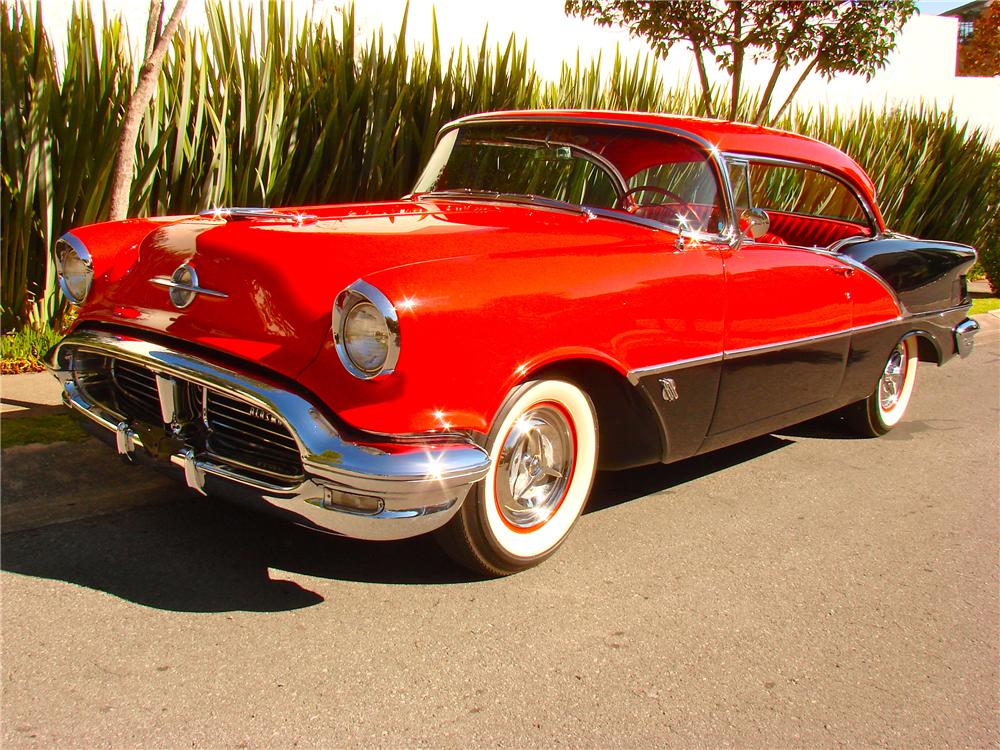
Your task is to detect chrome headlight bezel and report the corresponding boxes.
[54,233,94,305]
[333,280,401,380]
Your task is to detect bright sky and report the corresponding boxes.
[915,1,968,13]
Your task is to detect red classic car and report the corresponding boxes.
[48,110,980,575]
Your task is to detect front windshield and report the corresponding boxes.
[413,121,726,234]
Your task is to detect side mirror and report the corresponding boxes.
[739,208,770,240]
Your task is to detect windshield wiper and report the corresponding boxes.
[417,189,594,218]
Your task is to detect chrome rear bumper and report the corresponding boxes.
[954,317,979,358]
[46,329,490,540]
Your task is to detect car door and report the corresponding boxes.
[707,242,853,439]
[705,158,863,442]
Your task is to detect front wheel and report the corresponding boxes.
[843,337,919,437]
[435,379,598,576]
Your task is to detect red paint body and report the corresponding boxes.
[67,112,902,438]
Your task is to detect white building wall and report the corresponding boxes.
[40,0,1000,140]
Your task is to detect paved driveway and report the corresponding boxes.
[2,316,998,748]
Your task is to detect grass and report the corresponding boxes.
[970,296,1000,316]
[1,324,63,373]
[1,412,88,448]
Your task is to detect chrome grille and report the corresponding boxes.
[110,359,162,425]
[80,355,304,484]
[204,391,303,480]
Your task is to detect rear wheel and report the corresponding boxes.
[436,379,598,576]
[843,337,918,437]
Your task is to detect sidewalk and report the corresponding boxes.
[0,371,64,417]
[1,372,177,534]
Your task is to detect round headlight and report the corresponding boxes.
[344,302,390,373]
[55,235,93,304]
[333,280,401,380]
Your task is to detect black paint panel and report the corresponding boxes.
[634,309,970,465]
[709,336,849,437]
[635,362,721,462]
[840,237,976,313]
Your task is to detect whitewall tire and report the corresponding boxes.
[844,337,919,437]
[435,379,598,576]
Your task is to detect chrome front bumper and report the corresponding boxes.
[46,329,490,540]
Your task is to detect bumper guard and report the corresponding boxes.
[46,330,490,540]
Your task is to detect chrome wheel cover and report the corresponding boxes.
[494,404,575,529]
[879,343,907,411]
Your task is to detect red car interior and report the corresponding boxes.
[756,210,872,248]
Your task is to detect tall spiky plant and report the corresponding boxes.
[2,0,998,332]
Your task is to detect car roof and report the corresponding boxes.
[452,109,879,209]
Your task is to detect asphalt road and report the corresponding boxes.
[2,316,998,748]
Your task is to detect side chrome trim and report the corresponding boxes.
[626,352,724,385]
[625,317,905,383]
[796,245,906,316]
[722,319,902,360]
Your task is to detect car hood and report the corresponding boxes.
[75,199,640,377]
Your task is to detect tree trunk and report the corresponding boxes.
[771,58,818,124]
[691,43,716,118]
[753,53,788,125]
[728,1,744,121]
[106,0,187,221]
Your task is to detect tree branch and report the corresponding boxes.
[690,42,716,118]
[753,3,813,124]
[143,0,163,63]
[771,57,817,124]
[108,0,188,221]
[728,0,743,121]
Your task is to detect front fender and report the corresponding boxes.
[294,236,718,436]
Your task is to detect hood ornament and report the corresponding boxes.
[150,264,228,309]
[199,207,317,225]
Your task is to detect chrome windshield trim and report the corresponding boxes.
[433,114,738,240]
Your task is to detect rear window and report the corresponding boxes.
[749,162,869,226]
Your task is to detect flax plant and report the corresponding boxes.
[2,0,998,331]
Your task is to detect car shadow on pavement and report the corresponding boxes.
[586,433,793,514]
[2,432,798,612]
[0,494,483,613]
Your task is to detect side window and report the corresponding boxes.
[748,162,869,226]
[727,161,750,210]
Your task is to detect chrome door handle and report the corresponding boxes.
[829,266,855,277]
